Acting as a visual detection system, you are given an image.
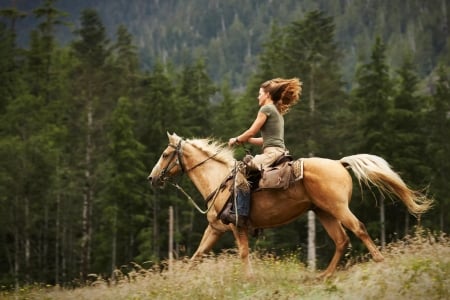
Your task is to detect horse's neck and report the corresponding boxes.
[185,159,230,199]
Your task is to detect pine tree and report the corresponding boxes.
[71,8,111,280]
[211,78,239,140]
[387,56,429,235]
[426,66,450,232]
[353,37,393,155]
[134,61,179,260]
[109,24,140,99]
[177,59,217,137]
[95,97,147,277]
[352,36,393,248]
[0,23,17,115]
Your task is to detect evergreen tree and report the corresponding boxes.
[211,78,239,140]
[70,8,111,280]
[0,0,71,285]
[134,61,180,260]
[352,37,393,248]
[0,23,17,114]
[389,57,429,185]
[177,59,217,137]
[109,24,140,99]
[426,66,450,232]
[28,0,68,99]
[136,61,179,152]
[353,36,393,155]
[284,10,345,158]
[0,6,27,34]
[95,97,147,276]
[387,56,429,235]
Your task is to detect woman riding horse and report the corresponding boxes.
[148,133,432,279]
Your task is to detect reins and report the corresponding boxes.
[161,138,233,214]
[168,174,229,214]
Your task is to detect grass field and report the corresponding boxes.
[2,231,449,300]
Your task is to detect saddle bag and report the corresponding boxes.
[259,161,294,190]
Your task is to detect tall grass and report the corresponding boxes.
[2,231,449,300]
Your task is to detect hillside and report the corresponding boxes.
[3,232,449,300]
[2,0,449,87]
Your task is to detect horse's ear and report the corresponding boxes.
[167,132,180,144]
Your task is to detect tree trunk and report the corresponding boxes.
[307,210,316,271]
[55,192,60,284]
[81,99,93,280]
[168,206,174,272]
[153,192,160,259]
[24,196,30,283]
[111,209,117,279]
[175,203,180,257]
[307,62,317,271]
[380,197,386,249]
[14,196,20,290]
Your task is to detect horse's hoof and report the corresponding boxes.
[373,254,384,262]
[317,271,333,280]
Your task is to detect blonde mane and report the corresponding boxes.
[186,137,235,168]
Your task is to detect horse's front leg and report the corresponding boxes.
[191,224,224,261]
[231,226,254,279]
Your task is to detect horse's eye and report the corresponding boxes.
[163,151,173,158]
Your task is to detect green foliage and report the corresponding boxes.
[353,37,393,155]
[388,56,429,187]
[93,97,147,273]
[177,59,217,137]
[425,66,450,230]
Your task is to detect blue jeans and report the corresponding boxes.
[234,189,250,216]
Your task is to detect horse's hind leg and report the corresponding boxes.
[338,208,384,262]
[191,224,224,261]
[315,209,350,279]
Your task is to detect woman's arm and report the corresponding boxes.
[247,137,263,146]
[229,111,267,146]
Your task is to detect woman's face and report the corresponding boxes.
[258,88,270,106]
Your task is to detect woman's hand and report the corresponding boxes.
[228,137,240,147]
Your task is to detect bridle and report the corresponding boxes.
[159,138,224,181]
[157,138,231,214]
[158,139,185,182]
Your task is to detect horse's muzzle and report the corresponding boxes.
[147,175,165,188]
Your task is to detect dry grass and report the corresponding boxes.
[2,231,449,300]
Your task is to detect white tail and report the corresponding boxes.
[340,154,432,216]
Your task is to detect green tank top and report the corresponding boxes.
[259,104,285,149]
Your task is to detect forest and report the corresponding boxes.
[0,0,449,288]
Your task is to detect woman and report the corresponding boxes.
[221,77,302,226]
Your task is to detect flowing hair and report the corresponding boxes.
[261,77,302,115]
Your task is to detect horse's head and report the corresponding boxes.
[147,132,184,188]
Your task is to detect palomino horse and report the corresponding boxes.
[147,133,432,278]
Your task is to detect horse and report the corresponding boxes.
[147,132,432,279]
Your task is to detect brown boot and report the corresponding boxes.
[220,204,248,227]
[223,212,248,227]
[219,202,233,225]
